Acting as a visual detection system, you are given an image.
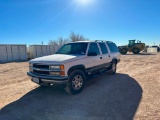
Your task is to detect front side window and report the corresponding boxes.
[88,43,100,55]
[98,43,108,54]
[56,43,88,55]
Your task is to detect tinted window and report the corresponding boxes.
[56,43,88,55]
[98,43,108,54]
[88,43,100,55]
[58,44,71,54]
[107,42,119,53]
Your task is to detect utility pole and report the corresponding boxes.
[41,41,43,45]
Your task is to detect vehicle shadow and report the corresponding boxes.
[0,73,142,120]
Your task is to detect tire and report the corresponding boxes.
[120,48,127,54]
[65,70,86,95]
[108,61,117,75]
[133,48,140,54]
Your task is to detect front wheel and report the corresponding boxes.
[108,61,117,75]
[133,48,140,54]
[65,70,86,95]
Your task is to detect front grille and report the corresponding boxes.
[33,64,49,69]
[32,64,50,75]
[33,70,50,75]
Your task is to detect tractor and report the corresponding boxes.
[118,40,145,54]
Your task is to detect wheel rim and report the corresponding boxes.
[134,49,138,52]
[122,49,126,53]
[72,75,83,90]
[112,63,116,72]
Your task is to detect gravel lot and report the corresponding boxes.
[0,53,160,120]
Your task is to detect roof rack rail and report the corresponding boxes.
[95,40,105,42]
[106,41,113,43]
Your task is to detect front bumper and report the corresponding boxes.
[27,72,68,85]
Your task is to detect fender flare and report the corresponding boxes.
[67,65,86,75]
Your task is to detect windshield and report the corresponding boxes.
[56,43,88,55]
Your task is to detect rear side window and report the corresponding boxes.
[107,42,119,53]
[98,43,108,54]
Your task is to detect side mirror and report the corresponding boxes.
[88,52,97,56]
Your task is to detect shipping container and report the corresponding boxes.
[28,45,58,59]
[0,44,27,63]
[147,48,158,53]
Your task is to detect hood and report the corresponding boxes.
[30,54,85,64]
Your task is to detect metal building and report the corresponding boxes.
[28,45,59,59]
[0,44,27,63]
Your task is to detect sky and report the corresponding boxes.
[0,0,160,46]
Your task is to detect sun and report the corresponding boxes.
[80,0,91,4]
[76,0,92,5]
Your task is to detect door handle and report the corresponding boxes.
[100,57,102,59]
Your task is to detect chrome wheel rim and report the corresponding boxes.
[72,75,83,90]
[112,63,116,72]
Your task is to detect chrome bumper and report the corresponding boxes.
[27,72,68,84]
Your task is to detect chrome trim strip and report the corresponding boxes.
[29,67,62,72]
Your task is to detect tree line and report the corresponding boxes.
[48,32,88,48]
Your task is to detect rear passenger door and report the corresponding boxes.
[85,43,103,73]
[98,42,112,68]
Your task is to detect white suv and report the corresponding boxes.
[27,40,121,94]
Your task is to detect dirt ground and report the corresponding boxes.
[0,53,160,120]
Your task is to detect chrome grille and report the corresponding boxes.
[33,64,49,69]
[33,70,50,75]
[32,64,50,75]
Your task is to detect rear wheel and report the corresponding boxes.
[120,48,128,54]
[133,48,140,54]
[65,70,86,95]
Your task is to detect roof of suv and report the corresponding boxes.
[70,40,113,43]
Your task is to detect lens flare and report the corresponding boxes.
[76,0,93,5]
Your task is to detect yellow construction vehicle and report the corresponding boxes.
[119,40,145,54]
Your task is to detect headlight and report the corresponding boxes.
[50,65,64,70]
[50,66,60,69]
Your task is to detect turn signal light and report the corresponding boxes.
[60,65,65,70]
[60,71,65,76]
